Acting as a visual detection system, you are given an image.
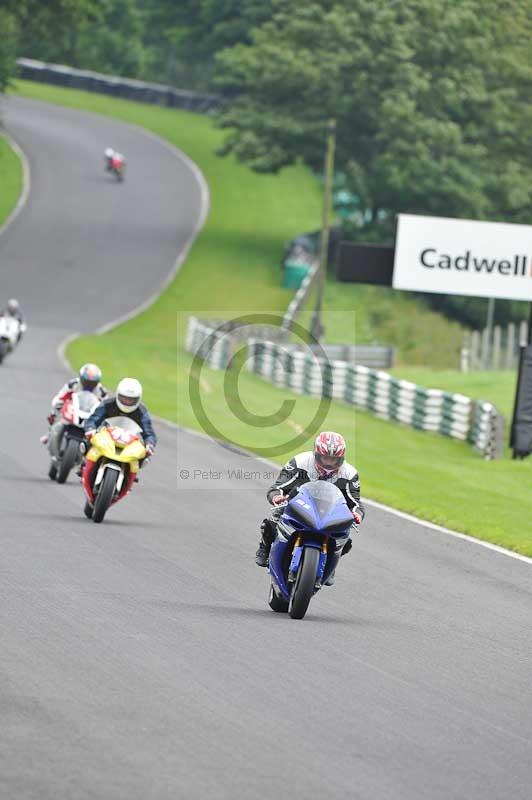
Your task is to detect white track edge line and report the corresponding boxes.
[0,131,31,237]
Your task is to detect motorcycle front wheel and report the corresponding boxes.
[288,547,320,620]
[92,468,118,523]
[56,438,80,484]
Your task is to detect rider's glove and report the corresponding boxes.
[271,494,287,506]
[47,413,55,425]
[85,429,96,440]
[352,510,362,525]
[145,443,155,458]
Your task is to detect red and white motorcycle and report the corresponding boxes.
[48,390,100,483]
[108,152,125,182]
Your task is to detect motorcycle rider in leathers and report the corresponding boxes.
[40,363,107,445]
[255,432,365,584]
[0,298,27,342]
[83,377,157,467]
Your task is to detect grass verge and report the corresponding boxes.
[13,80,532,557]
[0,131,23,226]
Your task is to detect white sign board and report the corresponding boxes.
[393,214,532,302]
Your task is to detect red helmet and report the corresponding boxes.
[314,431,346,477]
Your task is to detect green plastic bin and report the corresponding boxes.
[282,259,310,289]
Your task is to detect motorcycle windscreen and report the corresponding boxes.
[287,481,352,531]
[76,390,100,415]
[105,416,143,436]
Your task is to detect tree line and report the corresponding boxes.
[1,0,531,326]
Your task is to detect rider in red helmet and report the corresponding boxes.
[255,431,365,583]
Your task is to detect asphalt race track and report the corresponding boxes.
[1,95,532,800]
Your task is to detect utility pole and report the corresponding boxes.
[311,118,336,343]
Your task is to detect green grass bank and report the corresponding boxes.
[0,131,23,226]
[13,80,532,556]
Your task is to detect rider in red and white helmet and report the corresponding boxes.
[40,363,107,444]
[255,432,365,581]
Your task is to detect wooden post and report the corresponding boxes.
[481,326,490,370]
[492,325,501,370]
[519,319,528,346]
[471,330,480,370]
[505,322,515,370]
[460,333,469,372]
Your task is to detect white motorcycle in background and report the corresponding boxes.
[0,316,25,363]
[48,390,100,483]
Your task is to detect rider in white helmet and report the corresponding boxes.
[83,377,156,460]
[104,147,115,171]
[1,298,27,341]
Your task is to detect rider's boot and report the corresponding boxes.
[255,539,270,568]
[325,569,336,586]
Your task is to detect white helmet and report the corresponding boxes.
[116,377,142,413]
[104,147,114,158]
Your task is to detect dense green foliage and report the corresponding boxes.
[216,0,532,239]
[0,0,100,91]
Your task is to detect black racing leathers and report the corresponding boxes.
[266,451,365,518]
[259,451,365,551]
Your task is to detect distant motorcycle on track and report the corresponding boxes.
[48,390,100,483]
[267,481,354,619]
[81,416,146,523]
[0,316,24,364]
[107,152,125,182]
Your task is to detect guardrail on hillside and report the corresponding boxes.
[16,58,222,114]
[185,319,504,458]
[247,340,504,460]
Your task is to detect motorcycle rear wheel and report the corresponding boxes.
[289,547,320,620]
[268,583,289,613]
[92,468,118,523]
[83,501,93,519]
[56,438,80,484]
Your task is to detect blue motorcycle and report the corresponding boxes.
[268,481,354,619]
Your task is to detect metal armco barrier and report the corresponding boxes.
[16,58,222,114]
[247,340,504,460]
[185,319,504,459]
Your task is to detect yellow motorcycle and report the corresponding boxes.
[81,416,146,523]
